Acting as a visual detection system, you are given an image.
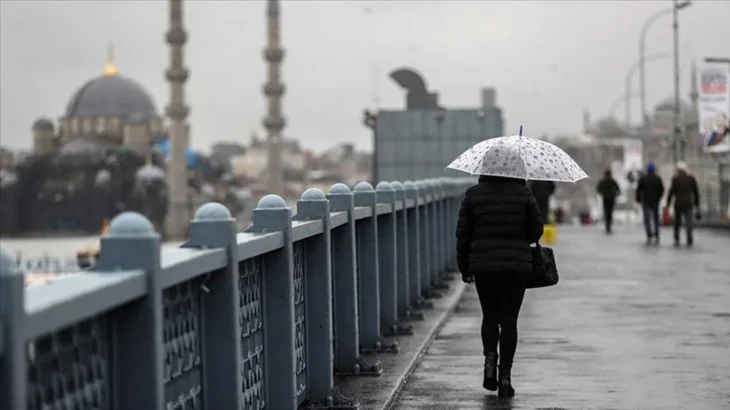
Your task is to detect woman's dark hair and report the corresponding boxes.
[478,175,526,185]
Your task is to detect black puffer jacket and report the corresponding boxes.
[456,176,544,276]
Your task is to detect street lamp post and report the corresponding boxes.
[639,8,672,126]
[611,92,639,120]
[672,0,692,164]
[625,52,671,128]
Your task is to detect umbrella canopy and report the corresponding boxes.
[447,134,588,182]
[154,138,201,169]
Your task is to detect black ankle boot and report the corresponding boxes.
[483,352,498,391]
[498,369,515,397]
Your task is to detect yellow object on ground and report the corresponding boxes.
[76,219,108,266]
[542,224,557,245]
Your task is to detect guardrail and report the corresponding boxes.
[0,177,474,410]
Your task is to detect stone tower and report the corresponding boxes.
[263,0,286,195]
[164,0,190,239]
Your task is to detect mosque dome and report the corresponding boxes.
[654,97,693,113]
[63,46,158,120]
[64,75,157,120]
[136,164,166,182]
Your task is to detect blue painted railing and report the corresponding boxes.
[0,177,473,410]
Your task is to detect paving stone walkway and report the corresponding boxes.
[392,226,730,410]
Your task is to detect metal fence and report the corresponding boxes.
[0,177,473,410]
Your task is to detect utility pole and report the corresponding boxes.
[639,8,671,127]
[671,0,692,164]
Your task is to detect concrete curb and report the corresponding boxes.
[381,280,468,410]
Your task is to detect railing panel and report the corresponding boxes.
[162,277,204,409]
[292,240,308,406]
[239,256,266,409]
[26,314,111,410]
[1,178,471,410]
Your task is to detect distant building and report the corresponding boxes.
[370,67,503,182]
[0,49,170,236]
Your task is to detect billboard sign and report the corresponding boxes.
[698,65,730,153]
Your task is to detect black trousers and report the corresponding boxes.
[673,205,694,244]
[474,274,526,372]
[603,199,616,232]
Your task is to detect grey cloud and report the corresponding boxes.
[1,1,729,153]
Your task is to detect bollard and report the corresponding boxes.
[0,248,27,410]
[354,182,398,354]
[327,184,383,377]
[415,181,437,301]
[294,188,358,408]
[376,182,413,337]
[245,195,297,410]
[183,202,242,410]
[95,211,165,410]
[431,179,450,288]
[403,181,429,314]
[437,178,456,280]
[422,181,443,298]
[391,181,417,322]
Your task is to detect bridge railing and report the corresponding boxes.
[0,177,474,410]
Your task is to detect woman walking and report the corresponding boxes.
[456,175,544,397]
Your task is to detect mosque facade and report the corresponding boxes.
[0,51,171,236]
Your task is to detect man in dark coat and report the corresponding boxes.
[596,169,621,234]
[456,175,544,397]
[666,161,700,246]
[636,161,664,244]
[528,180,556,224]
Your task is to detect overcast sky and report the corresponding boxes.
[1,0,728,154]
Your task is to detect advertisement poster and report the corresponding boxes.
[698,65,730,153]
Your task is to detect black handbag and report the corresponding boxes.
[524,244,559,289]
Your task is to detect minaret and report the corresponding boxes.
[164,0,190,239]
[263,0,286,195]
[582,107,590,134]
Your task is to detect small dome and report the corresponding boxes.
[136,164,166,181]
[654,97,693,113]
[64,75,157,120]
[32,117,55,132]
[95,169,111,185]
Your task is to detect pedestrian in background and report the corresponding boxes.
[456,175,544,398]
[636,161,664,245]
[528,180,556,224]
[666,161,700,247]
[596,169,621,234]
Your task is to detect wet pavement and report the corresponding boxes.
[392,226,730,410]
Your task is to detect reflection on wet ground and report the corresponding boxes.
[393,226,730,410]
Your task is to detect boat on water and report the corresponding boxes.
[76,218,108,268]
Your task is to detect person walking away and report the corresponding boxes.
[456,175,544,397]
[636,162,664,244]
[596,169,621,234]
[666,161,700,247]
[528,180,556,224]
